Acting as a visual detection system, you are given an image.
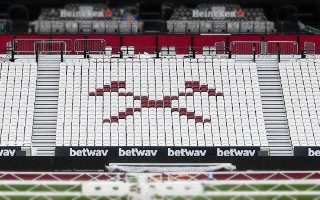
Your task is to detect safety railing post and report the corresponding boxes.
[277,43,280,63]
[36,50,39,63]
[262,41,267,55]
[84,38,88,53]
[156,47,159,59]
[9,49,14,62]
[253,43,256,63]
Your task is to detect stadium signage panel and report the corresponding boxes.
[191,6,243,19]
[55,147,261,158]
[119,148,157,157]
[69,148,109,156]
[168,148,207,157]
[60,10,105,18]
[192,10,237,19]
[0,147,24,156]
[294,147,320,156]
[0,149,16,156]
[216,148,256,156]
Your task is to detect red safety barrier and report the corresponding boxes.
[13,39,71,54]
[3,34,317,55]
[74,39,106,54]
[34,40,67,54]
[230,41,263,54]
[267,41,298,55]
[304,42,316,55]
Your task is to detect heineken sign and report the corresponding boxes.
[59,6,114,19]
[191,6,245,19]
[60,9,105,18]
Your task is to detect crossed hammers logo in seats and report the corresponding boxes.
[89,81,223,123]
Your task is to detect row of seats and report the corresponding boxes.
[161,47,176,57]
[121,46,135,57]
[0,61,37,146]
[167,21,275,34]
[203,46,217,56]
[56,58,267,146]
[280,61,320,146]
[30,21,139,34]
[103,46,222,57]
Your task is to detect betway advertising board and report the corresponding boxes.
[294,147,320,156]
[0,147,25,156]
[55,147,262,159]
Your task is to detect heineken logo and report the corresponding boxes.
[191,7,245,19]
[60,9,105,18]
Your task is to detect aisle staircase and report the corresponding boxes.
[32,56,60,156]
[256,57,293,156]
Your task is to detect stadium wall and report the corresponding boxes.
[122,35,156,54]
[87,34,121,53]
[3,34,320,54]
[193,35,227,54]
[158,35,192,54]
[300,35,320,54]
[0,34,320,54]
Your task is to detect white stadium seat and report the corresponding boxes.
[105,46,112,56]
[56,58,267,147]
[0,61,37,146]
[4,55,319,151]
[280,60,320,146]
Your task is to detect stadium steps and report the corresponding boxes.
[256,57,293,156]
[32,56,60,156]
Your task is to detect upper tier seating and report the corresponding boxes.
[280,60,320,146]
[0,61,37,146]
[56,58,267,147]
[32,21,138,34]
[167,20,275,34]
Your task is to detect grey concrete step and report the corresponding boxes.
[257,58,292,156]
[32,58,60,156]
